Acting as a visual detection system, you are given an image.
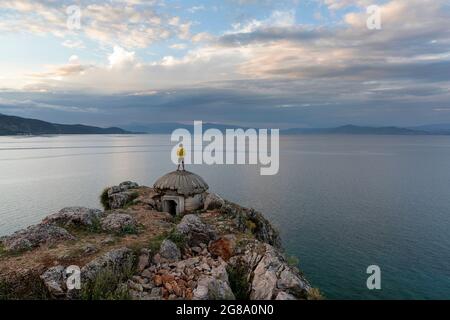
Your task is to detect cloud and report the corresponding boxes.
[62,39,85,49]
[0,0,191,48]
[2,0,450,127]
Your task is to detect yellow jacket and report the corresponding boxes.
[177,147,186,157]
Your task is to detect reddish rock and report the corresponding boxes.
[154,275,162,286]
[208,235,236,261]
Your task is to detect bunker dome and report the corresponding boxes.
[153,170,209,215]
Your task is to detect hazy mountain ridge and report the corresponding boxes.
[0,113,131,135]
[2,113,450,136]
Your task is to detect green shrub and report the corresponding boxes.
[227,263,250,300]
[100,188,111,210]
[88,216,103,233]
[123,192,139,209]
[287,255,300,268]
[120,224,138,235]
[81,260,134,300]
[307,287,325,300]
[167,229,186,250]
[148,234,167,254]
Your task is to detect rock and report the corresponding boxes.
[40,266,67,298]
[141,269,153,279]
[105,182,139,209]
[191,246,202,254]
[43,207,104,228]
[1,224,75,252]
[233,242,311,300]
[83,244,98,254]
[81,248,134,284]
[138,251,150,272]
[193,275,235,300]
[159,240,181,262]
[204,193,225,210]
[221,203,281,248]
[275,291,297,300]
[100,213,137,234]
[128,280,143,292]
[176,214,217,247]
[119,181,139,191]
[208,235,236,261]
[100,236,115,245]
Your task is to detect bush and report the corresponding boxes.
[148,234,166,254]
[120,224,138,236]
[100,188,111,210]
[88,216,103,233]
[287,255,300,268]
[307,287,325,300]
[227,263,250,300]
[81,261,134,300]
[167,229,186,250]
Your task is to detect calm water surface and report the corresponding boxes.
[0,134,449,299]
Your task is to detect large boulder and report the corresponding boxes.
[176,214,217,247]
[208,235,236,261]
[158,239,181,262]
[40,266,67,298]
[43,207,104,227]
[100,213,137,234]
[81,247,134,284]
[1,224,75,252]
[193,262,234,300]
[105,182,139,209]
[203,193,225,210]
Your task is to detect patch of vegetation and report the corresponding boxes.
[81,260,134,300]
[120,224,138,236]
[122,192,140,209]
[307,287,325,300]
[88,216,103,233]
[0,243,6,257]
[0,275,50,300]
[287,255,300,268]
[148,233,167,254]
[171,213,184,224]
[227,263,250,300]
[245,219,257,235]
[167,229,186,250]
[100,188,111,210]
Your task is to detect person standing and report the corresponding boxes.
[177,143,186,171]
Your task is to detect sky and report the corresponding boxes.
[0,0,449,128]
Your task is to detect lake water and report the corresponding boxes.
[0,134,449,299]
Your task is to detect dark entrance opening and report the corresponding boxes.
[164,200,177,216]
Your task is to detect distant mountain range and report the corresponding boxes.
[124,123,449,136]
[2,113,450,136]
[282,124,428,135]
[0,113,131,135]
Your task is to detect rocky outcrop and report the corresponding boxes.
[204,193,225,210]
[176,214,217,247]
[221,201,281,248]
[40,266,68,298]
[0,224,75,252]
[43,207,104,228]
[1,181,319,301]
[104,181,139,210]
[229,242,311,300]
[100,213,137,234]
